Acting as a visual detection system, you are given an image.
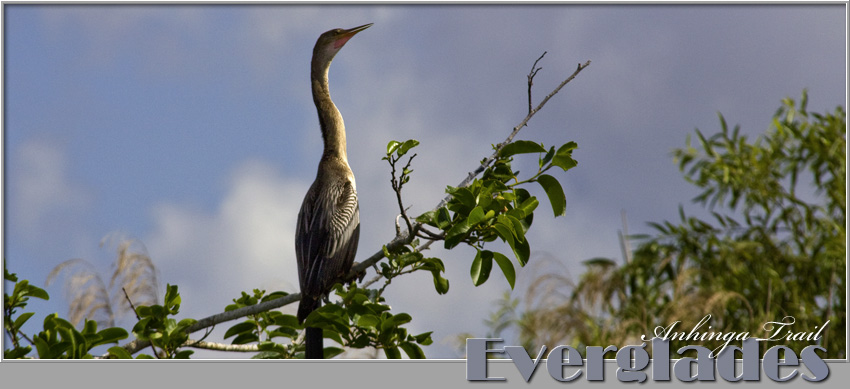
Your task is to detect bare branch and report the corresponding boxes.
[528,51,547,114]
[389,152,417,235]
[182,339,261,352]
[122,287,141,321]
[436,59,592,212]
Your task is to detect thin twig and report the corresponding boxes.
[528,51,546,115]
[122,287,141,320]
[389,153,417,235]
[18,331,35,347]
[122,287,160,358]
[361,273,384,289]
[435,59,592,212]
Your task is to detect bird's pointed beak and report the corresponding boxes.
[344,23,373,36]
[334,23,372,49]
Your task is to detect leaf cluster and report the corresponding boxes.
[303,285,432,359]
[223,289,302,358]
[5,266,129,359]
[113,284,197,359]
[416,140,578,289]
[222,285,432,359]
[484,92,846,358]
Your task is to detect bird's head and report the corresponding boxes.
[312,23,372,68]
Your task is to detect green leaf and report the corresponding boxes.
[357,314,380,328]
[33,336,50,358]
[583,257,618,267]
[174,350,194,359]
[470,249,493,286]
[540,146,556,168]
[387,313,413,328]
[261,291,289,303]
[467,206,486,226]
[274,314,300,329]
[174,318,197,335]
[500,140,546,158]
[414,331,434,345]
[398,139,420,156]
[435,207,452,229]
[492,252,516,289]
[107,346,132,359]
[537,174,567,216]
[24,285,50,301]
[5,346,32,359]
[399,342,426,359]
[448,186,477,211]
[324,347,345,359]
[164,284,179,307]
[224,321,257,339]
[232,333,259,345]
[92,328,129,347]
[444,220,471,249]
[493,220,515,243]
[82,319,97,335]
[13,312,35,329]
[384,346,401,359]
[430,270,450,295]
[415,210,435,225]
[552,151,576,169]
[517,196,539,217]
[504,215,527,242]
[386,140,401,155]
[513,235,531,266]
[5,268,18,282]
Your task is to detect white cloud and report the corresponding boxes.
[145,159,307,319]
[9,139,91,238]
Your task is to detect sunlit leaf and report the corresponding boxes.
[386,140,401,155]
[471,249,493,286]
[537,174,566,216]
[492,252,516,289]
[500,140,546,157]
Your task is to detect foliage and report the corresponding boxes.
[118,284,197,359]
[4,265,49,358]
[416,140,577,289]
[302,285,432,359]
[223,289,302,358]
[5,266,129,359]
[486,91,846,358]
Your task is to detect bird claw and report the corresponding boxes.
[351,261,367,282]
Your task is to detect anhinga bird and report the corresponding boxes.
[296,23,371,359]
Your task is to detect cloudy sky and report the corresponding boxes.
[2,3,846,359]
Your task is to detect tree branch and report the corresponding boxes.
[434,59,591,212]
[104,57,591,359]
[389,153,417,235]
[181,339,261,352]
[528,51,546,115]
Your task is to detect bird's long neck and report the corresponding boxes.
[311,63,348,163]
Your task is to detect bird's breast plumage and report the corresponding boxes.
[295,160,360,322]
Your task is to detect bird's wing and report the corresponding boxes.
[296,179,360,298]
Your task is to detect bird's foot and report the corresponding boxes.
[351,261,367,282]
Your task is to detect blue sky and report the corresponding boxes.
[2,4,846,359]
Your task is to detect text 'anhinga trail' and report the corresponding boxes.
[295,23,371,359]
